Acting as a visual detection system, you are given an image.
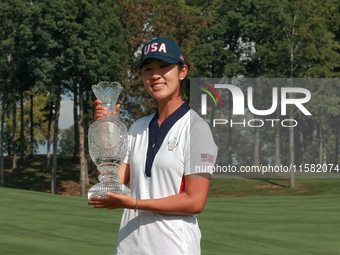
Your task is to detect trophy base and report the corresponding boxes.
[88,181,131,200]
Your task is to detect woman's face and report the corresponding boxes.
[141,58,187,102]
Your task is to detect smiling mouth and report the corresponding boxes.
[153,83,165,88]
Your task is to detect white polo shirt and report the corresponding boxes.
[114,102,217,255]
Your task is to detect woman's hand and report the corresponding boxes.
[88,192,135,210]
[88,174,211,215]
[93,100,121,121]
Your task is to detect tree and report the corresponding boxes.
[19,0,127,196]
[0,0,31,181]
[190,0,247,78]
[65,0,127,197]
[20,0,75,193]
[187,0,250,166]
[118,0,210,121]
[243,0,339,187]
[59,127,75,156]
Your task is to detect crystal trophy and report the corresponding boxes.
[88,81,131,200]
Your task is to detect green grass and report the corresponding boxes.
[200,195,340,255]
[208,177,340,197]
[1,187,339,255]
[0,187,121,255]
[2,155,340,254]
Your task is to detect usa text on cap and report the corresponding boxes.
[137,38,185,69]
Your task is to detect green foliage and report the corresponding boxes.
[118,0,211,120]
[242,0,339,78]
[190,0,248,78]
[1,0,340,183]
[3,93,56,156]
[58,125,75,155]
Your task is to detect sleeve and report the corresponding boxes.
[183,116,218,176]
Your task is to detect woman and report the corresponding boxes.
[89,38,217,255]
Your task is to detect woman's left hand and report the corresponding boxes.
[88,192,135,210]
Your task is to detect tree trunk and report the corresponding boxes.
[29,92,34,157]
[84,90,91,185]
[289,107,295,189]
[227,92,233,165]
[79,84,87,197]
[288,8,299,188]
[319,123,323,164]
[11,99,17,171]
[84,116,89,186]
[288,18,296,187]
[51,85,61,194]
[73,83,79,161]
[19,91,25,163]
[312,120,317,161]
[0,92,5,187]
[253,127,260,166]
[288,77,295,188]
[334,124,339,165]
[299,126,304,166]
[274,108,281,166]
[46,101,53,173]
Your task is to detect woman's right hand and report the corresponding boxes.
[93,100,121,121]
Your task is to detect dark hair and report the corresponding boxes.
[177,54,191,89]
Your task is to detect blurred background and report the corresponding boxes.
[0,0,339,196]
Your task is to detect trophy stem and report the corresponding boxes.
[97,162,120,182]
[88,162,131,200]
